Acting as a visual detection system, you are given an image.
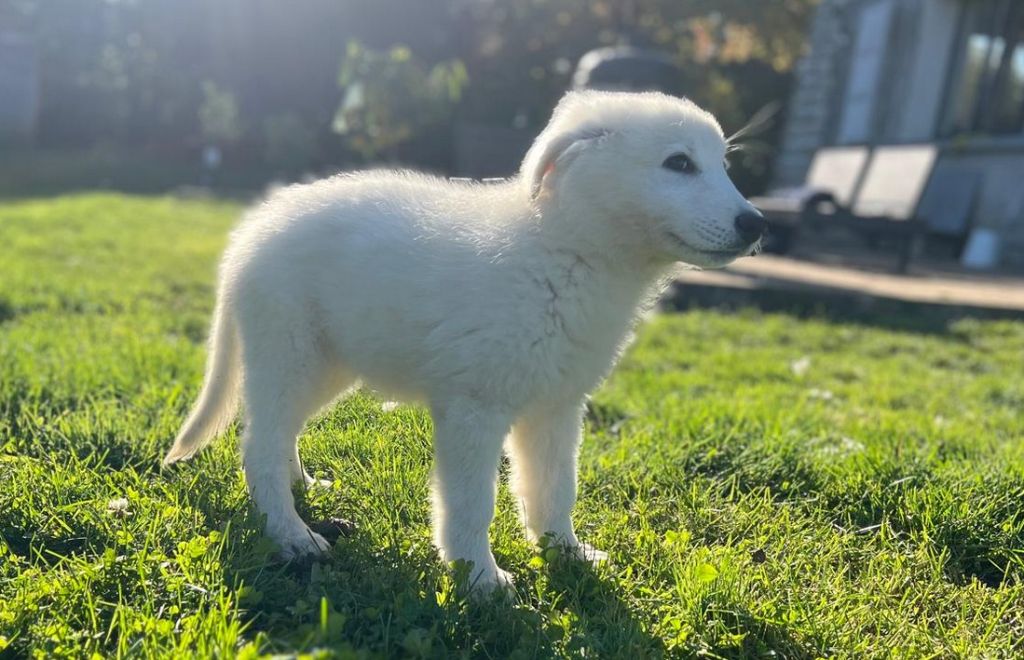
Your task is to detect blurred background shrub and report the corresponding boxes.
[1,0,818,193]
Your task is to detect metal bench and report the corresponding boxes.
[813,145,937,273]
[756,145,943,273]
[752,146,870,253]
[915,164,981,257]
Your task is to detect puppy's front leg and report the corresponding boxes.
[508,402,607,563]
[430,400,513,591]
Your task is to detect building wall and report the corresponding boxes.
[775,0,1024,268]
[944,147,1024,267]
[775,0,939,181]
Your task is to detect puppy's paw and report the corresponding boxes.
[310,517,357,544]
[303,474,333,489]
[451,558,516,598]
[274,526,332,560]
[490,567,516,590]
[539,533,608,565]
[570,542,608,565]
[470,566,516,599]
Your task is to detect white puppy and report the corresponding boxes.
[164,90,764,590]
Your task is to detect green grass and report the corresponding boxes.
[2,193,1023,658]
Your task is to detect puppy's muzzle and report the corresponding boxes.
[734,211,767,244]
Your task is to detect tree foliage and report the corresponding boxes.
[333,43,467,160]
[6,0,818,186]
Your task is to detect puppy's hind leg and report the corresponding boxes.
[239,327,340,559]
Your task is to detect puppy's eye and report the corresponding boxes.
[662,153,698,174]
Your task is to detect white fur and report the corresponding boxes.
[164,90,759,591]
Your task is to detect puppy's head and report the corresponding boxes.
[522,90,763,268]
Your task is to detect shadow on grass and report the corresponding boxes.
[826,475,1024,590]
[663,281,1024,336]
[543,554,820,658]
[220,530,619,656]
[540,553,667,656]
[0,297,14,324]
[169,478,669,656]
[584,399,631,435]
[691,601,821,659]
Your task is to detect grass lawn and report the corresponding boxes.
[1,193,1023,658]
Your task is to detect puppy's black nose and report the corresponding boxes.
[734,212,767,243]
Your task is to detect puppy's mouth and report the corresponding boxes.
[664,231,755,262]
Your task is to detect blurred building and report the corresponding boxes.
[775,0,1024,268]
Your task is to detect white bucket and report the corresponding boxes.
[961,228,1001,270]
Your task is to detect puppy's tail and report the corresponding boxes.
[163,298,241,466]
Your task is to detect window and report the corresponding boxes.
[942,0,1024,136]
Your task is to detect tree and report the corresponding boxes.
[333,43,467,161]
[8,0,819,190]
[326,0,817,188]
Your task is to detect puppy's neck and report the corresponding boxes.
[530,204,668,286]
[530,221,671,327]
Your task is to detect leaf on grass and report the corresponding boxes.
[695,562,719,583]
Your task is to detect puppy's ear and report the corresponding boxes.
[522,126,610,198]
